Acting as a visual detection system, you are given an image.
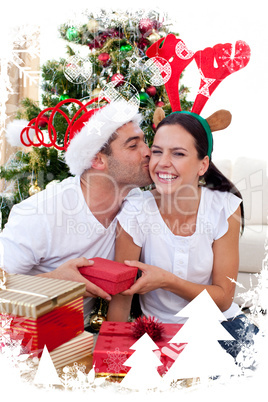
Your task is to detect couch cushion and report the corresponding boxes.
[239,225,267,273]
[213,159,233,180]
[232,157,268,225]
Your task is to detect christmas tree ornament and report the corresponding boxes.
[88,38,102,50]
[111,72,125,86]
[99,81,140,111]
[126,53,143,69]
[98,76,107,87]
[87,19,99,33]
[120,44,132,52]
[146,85,157,97]
[139,90,149,106]
[64,55,92,84]
[89,299,106,331]
[38,114,49,128]
[29,180,41,196]
[138,18,153,35]
[91,86,101,97]
[143,56,172,87]
[155,100,165,107]
[66,27,78,41]
[148,29,161,43]
[137,37,149,50]
[59,93,69,101]
[97,52,110,66]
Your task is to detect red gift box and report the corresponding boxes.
[0,273,85,355]
[1,297,84,355]
[79,258,138,295]
[93,321,185,376]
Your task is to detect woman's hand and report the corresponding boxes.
[121,260,168,295]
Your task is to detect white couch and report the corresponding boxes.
[214,157,268,309]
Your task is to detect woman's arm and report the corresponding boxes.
[122,207,241,312]
[106,223,141,321]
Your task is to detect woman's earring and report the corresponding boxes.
[199,176,206,186]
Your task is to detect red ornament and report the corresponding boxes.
[137,37,149,50]
[156,100,165,107]
[139,18,153,35]
[146,86,157,97]
[37,114,49,128]
[153,20,162,30]
[88,38,102,50]
[98,52,110,66]
[111,73,125,86]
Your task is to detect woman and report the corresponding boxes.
[108,112,258,358]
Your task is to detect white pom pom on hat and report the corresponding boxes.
[5,119,35,147]
[65,100,142,176]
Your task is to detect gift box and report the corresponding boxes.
[79,258,138,295]
[93,321,185,377]
[46,331,94,369]
[0,273,85,354]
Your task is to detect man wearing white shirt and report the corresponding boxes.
[1,101,151,318]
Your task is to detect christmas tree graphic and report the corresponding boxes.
[120,332,163,390]
[163,290,240,384]
[33,345,62,387]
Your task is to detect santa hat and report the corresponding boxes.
[5,99,142,176]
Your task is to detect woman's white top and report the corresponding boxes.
[117,186,242,323]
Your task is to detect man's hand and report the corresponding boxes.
[37,257,112,301]
[121,260,168,295]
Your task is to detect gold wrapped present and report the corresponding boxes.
[0,272,85,353]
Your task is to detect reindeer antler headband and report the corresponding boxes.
[146,34,251,158]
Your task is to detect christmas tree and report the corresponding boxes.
[0,9,193,229]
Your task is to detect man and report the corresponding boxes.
[1,101,151,319]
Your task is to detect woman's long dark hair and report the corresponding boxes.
[156,113,244,233]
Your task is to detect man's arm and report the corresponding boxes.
[38,257,112,301]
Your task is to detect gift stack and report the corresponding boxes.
[93,319,186,377]
[0,270,94,369]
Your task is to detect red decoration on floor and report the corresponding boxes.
[131,316,165,341]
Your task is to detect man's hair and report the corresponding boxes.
[99,131,118,156]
